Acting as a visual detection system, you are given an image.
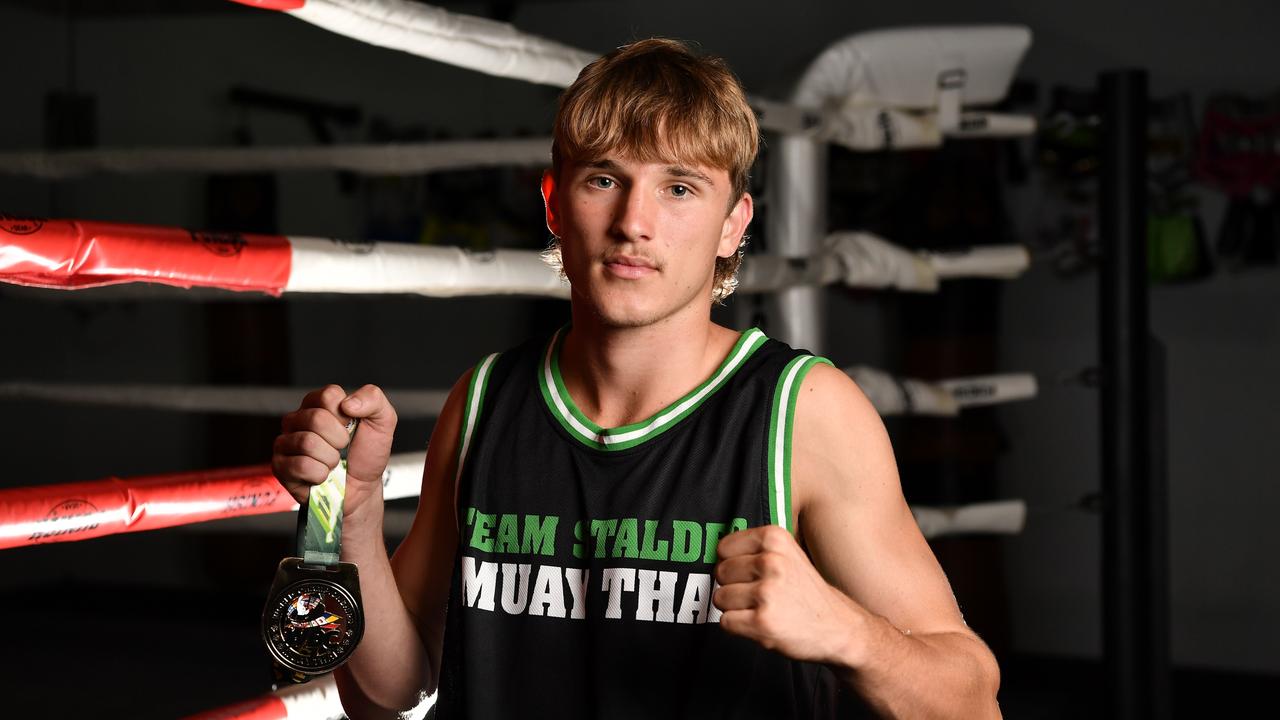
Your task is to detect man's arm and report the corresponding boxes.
[329,371,470,717]
[714,363,1001,719]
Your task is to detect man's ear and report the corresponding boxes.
[717,192,754,258]
[541,170,562,238]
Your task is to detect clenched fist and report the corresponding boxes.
[271,383,398,518]
[713,524,868,665]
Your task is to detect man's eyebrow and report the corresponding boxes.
[581,159,715,186]
[664,165,715,186]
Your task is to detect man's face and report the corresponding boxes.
[542,155,752,328]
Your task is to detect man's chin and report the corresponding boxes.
[572,279,704,329]
[589,305,663,329]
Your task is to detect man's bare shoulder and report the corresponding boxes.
[790,362,899,511]
[793,362,877,422]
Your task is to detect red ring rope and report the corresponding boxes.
[0,463,292,550]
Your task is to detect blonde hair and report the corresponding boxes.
[544,38,759,304]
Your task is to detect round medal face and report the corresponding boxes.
[263,578,364,675]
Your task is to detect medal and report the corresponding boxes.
[262,419,365,683]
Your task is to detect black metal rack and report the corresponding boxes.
[1097,68,1172,720]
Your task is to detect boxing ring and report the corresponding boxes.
[1,2,1046,717]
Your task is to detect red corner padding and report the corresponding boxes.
[0,464,296,550]
[0,214,292,294]
[227,0,306,11]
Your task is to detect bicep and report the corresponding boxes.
[389,369,471,662]
[793,365,972,637]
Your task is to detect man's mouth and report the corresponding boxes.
[603,255,658,278]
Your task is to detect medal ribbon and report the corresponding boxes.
[296,419,357,567]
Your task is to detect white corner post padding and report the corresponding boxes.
[800,26,1034,150]
[801,26,1030,109]
[768,25,1031,351]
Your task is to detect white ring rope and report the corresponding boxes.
[0,137,552,180]
[0,370,1036,420]
[0,381,448,417]
[282,236,568,297]
[291,0,597,88]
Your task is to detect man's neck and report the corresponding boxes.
[560,308,739,430]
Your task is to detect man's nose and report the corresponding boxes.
[610,186,655,242]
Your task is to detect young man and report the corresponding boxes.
[273,39,1002,719]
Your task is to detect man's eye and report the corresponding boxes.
[590,177,615,189]
[670,184,690,197]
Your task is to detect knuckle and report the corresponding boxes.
[716,535,732,556]
[296,427,322,450]
[296,432,316,455]
[321,384,346,406]
[756,578,778,601]
[288,456,318,481]
[365,385,398,419]
[718,613,736,633]
[299,408,330,430]
[760,552,786,577]
[755,609,777,636]
[762,525,786,545]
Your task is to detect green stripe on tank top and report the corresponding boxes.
[539,326,769,452]
[456,353,499,486]
[767,355,833,534]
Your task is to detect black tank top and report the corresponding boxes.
[436,327,874,718]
